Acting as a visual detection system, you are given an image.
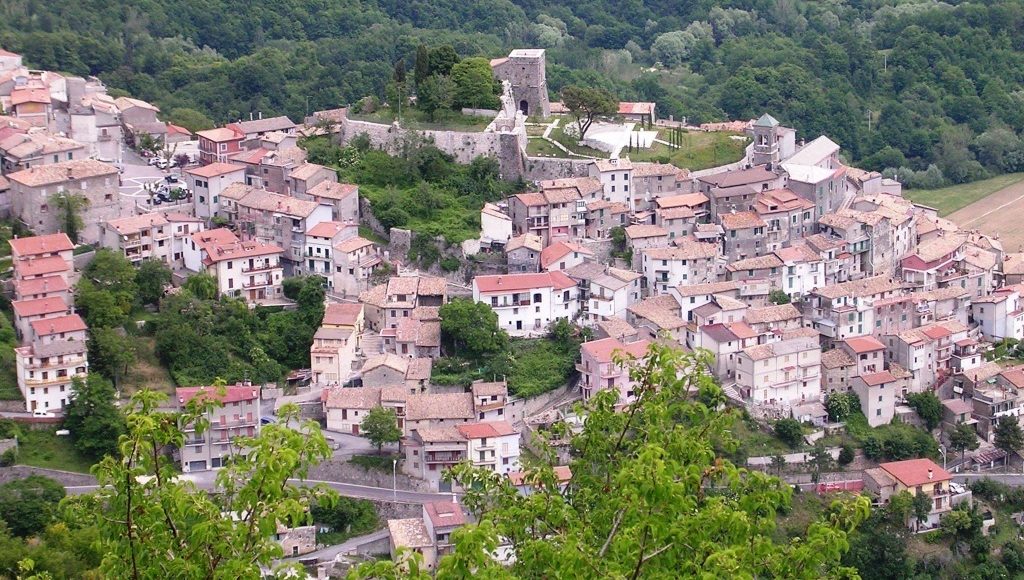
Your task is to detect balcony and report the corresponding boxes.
[425,451,466,463]
[476,400,504,412]
[242,262,277,273]
[123,238,143,248]
[184,438,206,446]
[25,372,85,387]
[242,279,272,289]
[25,356,87,370]
[214,417,258,428]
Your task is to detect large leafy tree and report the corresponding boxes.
[87,327,136,388]
[135,260,172,306]
[353,344,869,577]
[439,298,508,360]
[450,57,500,110]
[905,391,942,431]
[49,192,89,244]
[361,406,401,452]
[948,421,980,465]
[561,85,617,140]
[995,415,1024,461]
[64,374,126,460]
[61,394,335,578]
[0,475,65,537]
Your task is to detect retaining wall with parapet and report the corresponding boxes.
[307,457,434,493]
[522,156,593,181]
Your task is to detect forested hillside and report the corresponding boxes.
[3,0,1024,186]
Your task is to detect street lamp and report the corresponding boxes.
[939,444,947,470]
[392,458,397,500]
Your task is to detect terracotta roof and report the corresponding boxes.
[307,221,349,238]
[457,421,517,439]
[540,242,593,269]
[774,245,821,263]
[186,162,245,178]
[15,275,67,297]
[197,127,244,143]
[423,500,469,529]
[879,458,951,487]
[593,158,633,172]
[624,224,668,239]
[30,313,86,336]
[643,242,718,261]
[15,255,69,278]
[618,102,655,115]
[581,337,651,364]
[406,358,432,380]
[114,96,159,112]
[334,236,374,253]
[10,87,50,105]
[861,371,897,386]
[655,193,709,209]
[727,254,783,272]
[10,233,73,257]
[7,159,116,187]
[166,123,192,136]
[1004,254,1024,276]
[698,165,776,188]
[632,162,685,178]
[204,240,283,264]
[821,348,853,369]
[388,518,432,549]
[475,271,576,293]
[744,303,800,324]
[658,206,695,220]
[228,147,270,165]
[843,335,885,354]
[506,233,543,253]
[11,296,68,318]
[628,295,684,330]
[191,228,239,251]
[508,466,572,487]
[0,132,83,160]
[236,188,322,218]
[514,192,547,207]
[105,213,169,236]
[308,181,357,200]
[941,398,974,416]
[673,280,740,297]
[323,303,363,326]
[813,275,903,299]
[323,386,381,410]
[720,211,766,230]
[176,384,258,405]
[236,116,295,134]
[406,393,475,421]
[471,381,507,397]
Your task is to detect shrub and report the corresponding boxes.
[774,418,804,448]
[440,256,461,272]
[838,444,855,466]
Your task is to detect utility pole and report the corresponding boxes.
[866,110,872,132]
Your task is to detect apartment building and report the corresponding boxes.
[99,213,172,264]
[185,162,247,220]
[332,236,382,297]
[736,334,821,407]
[231,187,332,274]
[696,165,785,218]
[641,241,719,295]
[0,132,86,174]
[624,224,669,269]
[182,228,284,302]
[13,314,88,413]
[505,234,543,273]
[805,275,905,343]
[577,337,651,405]
[720,211,768,262]
[970,286,1024,341]
[752,188,815,252]
[568,263,642,322]
[176,384,261,473]
[864,459,956,531]
[305,181,359,222]
[539,241,593,272]
[301,220,355,279]
[472,272,579,337]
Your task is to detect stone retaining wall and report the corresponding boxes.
[0,465,96,486]
[307,458,433,493]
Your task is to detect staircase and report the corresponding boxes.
[358,331,383,358]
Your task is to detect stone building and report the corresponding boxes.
[490,49,550,118]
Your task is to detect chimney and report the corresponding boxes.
[927,468,933,480]
[258,111,263,120]
[249,112,254,121]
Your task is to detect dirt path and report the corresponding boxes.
[948,179,1024,251]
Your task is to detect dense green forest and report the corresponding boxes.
[3,1,1024,183]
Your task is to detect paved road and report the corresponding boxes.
[283,529,390,563]
[65,475,454,504]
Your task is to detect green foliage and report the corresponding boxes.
[774,417,804,448]
[439,298,508,361]
[48,193,89,245]
[361,407,401,451]
[310,496,378,545]
[561,84,617,140]
[906,391,943,431]
[838,443,855,466]
[861,423,939,462]
[60,393,335,578]
[449,57,500,110]
[825,391,858,422]
[995,415,1024,457]
[439,256,461,272]
[768,289,792,305]
[0,419,19,440]
[0,476,65,537]
[134,260,172,306]
[348,453,400,473]
[87,327,136,388]
[181,273,217,301]
[359,343,870,577]
[949,421,980,465]
[75,249,138,329]
[63,375,126,461]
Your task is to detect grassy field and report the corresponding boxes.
[630,131,749,171]
[348,107,492,132]
[526,138,564,157]
[120,335,175,396]
[17,428,95,473]
[548,124,606,158]
[904,172,1024,216]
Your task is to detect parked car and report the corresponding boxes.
[155,158,169,170]
[147,156,161,166]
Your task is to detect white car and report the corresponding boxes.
[155,158,169,170]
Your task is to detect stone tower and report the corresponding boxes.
[490,49,551,119]
[751,113,781,167]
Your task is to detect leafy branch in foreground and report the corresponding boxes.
[61,389,336,579]
[351,343,870,578]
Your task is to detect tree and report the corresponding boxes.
[182,273,217,300]
[561,85,617,140]
[352,343,870,577]
[774,417,804,448]
[838,443,855,466]
[416,74,454,121]
[84,249,138,311]
[166,107,214,133]
[428,45,459,76]
[88,327,136,388]
[906,391,942,431]
[64,375,126,460]
[361,406,401,452]
[808,442,834,484]
[450,57,500,110]
[135,259,172,306]
[173,153,191,169]
[0,476,65,537]
[994,415,1024,461]
[439,298,509,361]
[75,282,129,329]
[49,192,89,244]
[825,391,856,422]
[60,393,334,578]
[949,421,980,466]
[768,289,791,304]
[771,453,786,475]
[413,44,430,88]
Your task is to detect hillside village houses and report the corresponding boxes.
[1,42,1020,507]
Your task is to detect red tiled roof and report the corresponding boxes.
[166,123,192,136]
[879,458,951,487]
[618,102,655,115]
[15,255,69,278]
[31,314,86,336]
[581,337,650,364]
[11,297,68,318]
[843,335,885,354]
[15,275,67,297]
[861,371,897,386]
[540,242,592,269]
[423,501,468,528]
[10,88,50,106]
[177,385,259,405]
[922,325,952,340]
[196,126,244,143]
[474,271,576,293]
[306,221,348,238]
[10,233,73,257]
[456,421,517,439]
[186,162,245,178]
[508,465,572,486]
[323,303,363,326]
